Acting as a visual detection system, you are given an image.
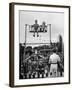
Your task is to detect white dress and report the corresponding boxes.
[49,53,60,77]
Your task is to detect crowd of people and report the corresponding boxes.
[19,43,64,79]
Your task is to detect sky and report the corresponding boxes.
[19,10,64,47]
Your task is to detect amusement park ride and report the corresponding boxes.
[24,23,51,43]
[19,23,52,79]
[20,23,64,79]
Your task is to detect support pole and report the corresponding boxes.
[24,24,27,60]
[25,24,27,45]
[23,24,27,77]
[24,24,27,61]
[49,24,51,44]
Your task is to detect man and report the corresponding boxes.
[40,21,47,32]
[31,20,39,37]
[49,49,61,77]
